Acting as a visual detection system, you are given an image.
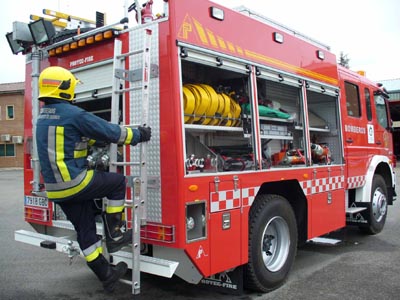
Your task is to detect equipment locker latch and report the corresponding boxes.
[214,176,220,192]
[233,175,239,191]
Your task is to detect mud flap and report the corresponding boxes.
[199,266,243,295]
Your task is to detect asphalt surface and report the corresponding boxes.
[1,168,400,300]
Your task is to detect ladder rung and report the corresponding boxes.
[114,86,142,94]
[124,201,133,207]
[116,49,144,59]
[111,161,141,166]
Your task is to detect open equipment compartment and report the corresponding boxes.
[180,52,256,174]
[180,46,343,174]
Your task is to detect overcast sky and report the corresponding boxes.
[1,0,399,84]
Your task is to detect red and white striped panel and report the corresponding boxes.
[209,176,345,212]
[242,186,259,207]
[300,176,345,195]
[347,175,366,189]
[210,189,241,212]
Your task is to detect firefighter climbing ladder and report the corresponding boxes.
[109,28,152,295]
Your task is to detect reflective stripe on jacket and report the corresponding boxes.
[36,100,140,201]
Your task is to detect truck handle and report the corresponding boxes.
[346,138,353,143]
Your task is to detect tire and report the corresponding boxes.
[360,174,388,235]
[244,194,298,292]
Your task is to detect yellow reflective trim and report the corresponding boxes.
[46,170,94,199]
[85,248,100,262]
[125,127,133,144]
[56,126,71,181]
[98,246,103,254]
[88,139,96,146]
[106,205,125,214]
[74,149,87,158]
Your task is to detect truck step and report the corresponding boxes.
[346,207,367,214]
[308,237,341,245]
[14,229,178,278]
[52,220,104,235]
[112,250,178,278]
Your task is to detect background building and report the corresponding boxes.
[0,82,25,168]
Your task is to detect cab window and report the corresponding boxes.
[374,94,388,128]
[344,82,361,117]
[365,88,372,121]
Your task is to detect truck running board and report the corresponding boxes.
[345,207,367,214]
[14,229,179,278]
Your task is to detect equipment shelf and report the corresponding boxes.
[184,124,243,132]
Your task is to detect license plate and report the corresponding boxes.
[25,196,49,208]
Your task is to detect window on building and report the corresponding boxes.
[0,144,15,157]
[365,88,372,121]
[6,105,14,120]
[345,82,361,117]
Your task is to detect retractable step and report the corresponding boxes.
[14,229,178,278]
[308,237,341,245]
[346,207,367,214]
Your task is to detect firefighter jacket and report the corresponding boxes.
[36,99,140,201]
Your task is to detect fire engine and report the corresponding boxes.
[12,0,396,295]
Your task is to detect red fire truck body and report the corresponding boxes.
[17,0,396,294]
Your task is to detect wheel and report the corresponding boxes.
[360,174,388,234]
[244,194,298,292]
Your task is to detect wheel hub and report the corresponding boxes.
[261,216,290,272]
[372,187,387,222]
[262,234,275,256]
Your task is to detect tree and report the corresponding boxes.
[338,52,350,68]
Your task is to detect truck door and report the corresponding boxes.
[342,81,370,184]
[370,90,392,157]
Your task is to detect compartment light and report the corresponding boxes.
[273,32,284,44]
[210,7,224,21]
[316,50,325,60]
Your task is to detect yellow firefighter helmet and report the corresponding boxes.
[38,66,79,101]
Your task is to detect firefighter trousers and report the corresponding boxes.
[58,171,126,259]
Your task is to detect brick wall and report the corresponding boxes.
[0,82,25,168]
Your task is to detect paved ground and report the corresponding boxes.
[1,168,400,300]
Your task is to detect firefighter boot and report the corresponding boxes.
[102,212,132,253]
[87,254,128,292]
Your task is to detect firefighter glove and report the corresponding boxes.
[138,126,152,142]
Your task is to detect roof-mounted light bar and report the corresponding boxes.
[48,29,117,57]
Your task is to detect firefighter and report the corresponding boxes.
[35,66,151,292]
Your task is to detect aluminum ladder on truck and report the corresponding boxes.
[108,28,152,296]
